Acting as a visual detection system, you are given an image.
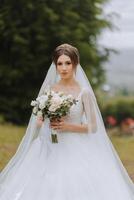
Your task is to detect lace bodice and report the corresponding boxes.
[60,87,97,133]
[63,88,84,125]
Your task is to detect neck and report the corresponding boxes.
[59,78,77,86]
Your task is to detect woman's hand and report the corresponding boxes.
[50,117,88,133]
[50,117,70,132]
[37,116,44,127]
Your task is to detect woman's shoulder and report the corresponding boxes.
[81,87,95,99]
[81,87,89,94]
[80,87,89,101]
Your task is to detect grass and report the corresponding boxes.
[0,123,134,182]
[109,134,134,181]
[0,123,26,170]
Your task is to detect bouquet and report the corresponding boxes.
[30,88,78,143]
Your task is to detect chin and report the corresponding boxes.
[61,75,70,79]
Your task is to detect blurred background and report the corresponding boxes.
[0,0,134,181]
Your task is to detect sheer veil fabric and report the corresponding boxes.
[0,62,134,197]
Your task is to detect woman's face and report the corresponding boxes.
[56,54,75,80]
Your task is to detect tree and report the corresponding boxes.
[0,0,110,124]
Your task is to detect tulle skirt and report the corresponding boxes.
[0,126,134,200]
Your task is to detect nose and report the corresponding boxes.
[62,64,67,70]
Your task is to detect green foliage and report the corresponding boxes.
[0,0,110,124]
[101,97,134,124]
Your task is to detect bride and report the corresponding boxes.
[0,43,134,200]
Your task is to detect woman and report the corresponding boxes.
[0,43,134,200]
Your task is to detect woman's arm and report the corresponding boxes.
[67,122,88,133]
[81,88,97,133]
[50,118,88,133]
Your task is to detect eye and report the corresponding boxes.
[66,61,71,65]
[57,62,62,66]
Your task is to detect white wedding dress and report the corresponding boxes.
[0,87,134,200]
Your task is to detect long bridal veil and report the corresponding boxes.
[0,62,134,195]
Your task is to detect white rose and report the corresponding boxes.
[39,99,47,109]
[49,105,58,112]
[31,100,38,106]
[33,106,38,114]
[39,104,44,110]
[36,95,48,109]
[42,95,48,102]
[36,95,48,102]
[36,96,41,101]
[37,110,43,118]
[51,96,63,107]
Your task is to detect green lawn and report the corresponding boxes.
[0,123,26,170]
[110,134,134,182]
[0,123,134,182]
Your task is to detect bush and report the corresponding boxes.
[101,97,134,126]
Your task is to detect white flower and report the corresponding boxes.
[50,97,63,110]
[33,106,38,114]
[31,100,38,106]
[39,100,46,109]
[36,95,48,102]
[51,96,63,107]
[49,104,58,112]
[37,110,43,118]
[36,95,48,109]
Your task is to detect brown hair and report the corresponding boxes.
[52,43,80,68]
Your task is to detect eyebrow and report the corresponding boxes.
[57,60,71,63]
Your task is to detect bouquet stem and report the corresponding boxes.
[51,129,58,143]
